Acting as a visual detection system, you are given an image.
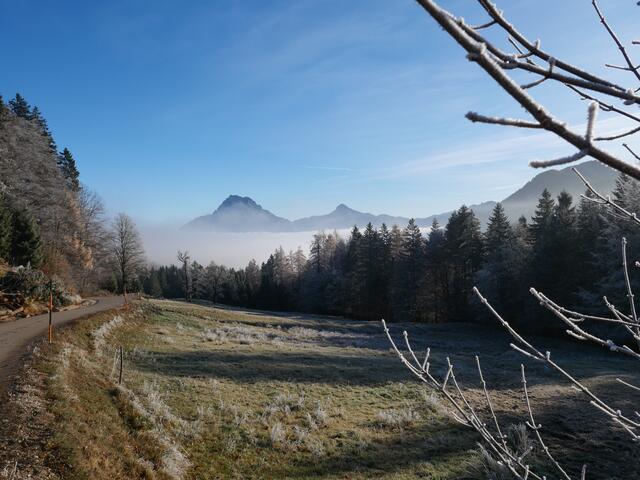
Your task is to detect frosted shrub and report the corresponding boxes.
[376,408,421,429]
[92,315,123,352]
[269,422,286,446]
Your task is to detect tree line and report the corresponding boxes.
[0,92,147,304]
[143,173,640,333]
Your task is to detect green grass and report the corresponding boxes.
[11,299,639,479]
[30,300,480,479]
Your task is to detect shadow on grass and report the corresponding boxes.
[189,415,479,480]
[277,422,479,479]
[134,348,411,386]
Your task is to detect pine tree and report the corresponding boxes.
[530,189,555,244]
[0,194,12,261]
[485,203,512,253]
[476,203,515,317]
[444,206,483,321]
[359,222,384,319]
[57,148,80,192]
[0,95,8,123]
[378,223,393,319]
[592,173,640,311]
[529,189,557,296]
[30,106,57,153]
[424,218,447,322]
[8,93,31,119]
[10,207,43,267]
[392,219,425,322]
[575,190,608,308]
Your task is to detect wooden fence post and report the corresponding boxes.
[118,346,123,385]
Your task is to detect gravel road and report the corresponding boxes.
[0,296,125,393]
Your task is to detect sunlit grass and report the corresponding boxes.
[37,299,478,479]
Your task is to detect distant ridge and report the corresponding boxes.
[184,161,617,233]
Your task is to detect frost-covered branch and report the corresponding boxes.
[413,0,640,179]
[383,319,550,479]
[474,287,640,441]
[591,0,640,84]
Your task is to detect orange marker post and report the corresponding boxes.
[48,280,53,344]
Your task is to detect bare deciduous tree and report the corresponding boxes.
[177,250,192,302]
[384,2,640,478]
[204,261,227,305]
[110,213,145,302]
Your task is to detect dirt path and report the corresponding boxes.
[0,296,124,394]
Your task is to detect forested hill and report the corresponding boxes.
[0,93,107,303]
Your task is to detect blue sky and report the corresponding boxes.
[0,0,637,222]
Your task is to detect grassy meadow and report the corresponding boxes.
[2,299,640,479]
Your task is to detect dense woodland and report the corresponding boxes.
[143,175,640,332]
[0,93,118,307]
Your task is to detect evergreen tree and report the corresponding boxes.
[424,219,447,322]
[549,192,578,306]
[444,206,483,321]
[528,191,579,330]
[484,203,512,253]
[378,223,393,320]
[57,148,80,192]
[530,189,555,244]
[592,174,640,309]
[575,190,608,308]
[392,219,425,322]
[30,106,57,153]
[0,95,7,123]
[476,203,515,317]
[0,194,12,261]
[9,207,43,267]
[529,189,557,293]
[9,93,31,119]
[359,223,384,319]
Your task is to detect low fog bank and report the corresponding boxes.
[139,223,350,268]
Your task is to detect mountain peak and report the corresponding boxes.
[185,195,292,232]
[218,195,258,210]
[334,203,353,212]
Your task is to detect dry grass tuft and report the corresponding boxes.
[375,407,421,430]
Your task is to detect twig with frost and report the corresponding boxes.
[474,287,640,441]
[529,103,598,169]
[591,0,640,84]
[624,144,640,162]
[413,0,640,178]
[383,320,555,479]
[521,365,574,480]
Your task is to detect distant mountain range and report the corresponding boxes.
[184,161,619,232]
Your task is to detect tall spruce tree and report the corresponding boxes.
[476,203,515,317]
[0,194,12,261]
[30,106,58,153]
[575,190,608,309]
[10,207,43,267]
[359,223,384,319]
[485,203,512,253]
[424,219,447,322]
[0,95,7,123]
[8,93,31,119]
[444,206,483,321]
[392,219,425,322]
[57,148,80,192]
[593,173,640,309]
[529,189,557,295]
